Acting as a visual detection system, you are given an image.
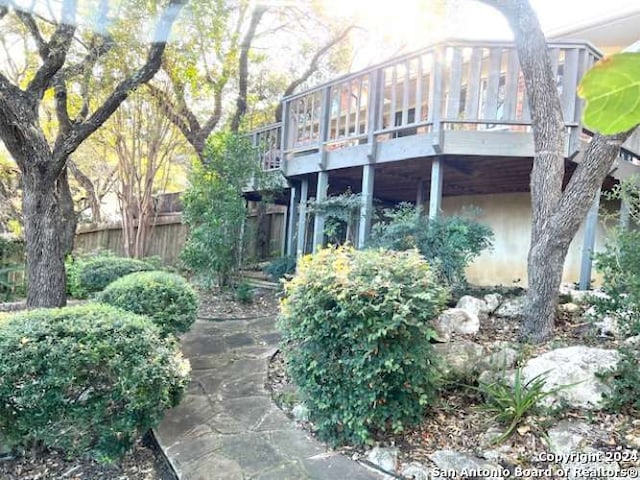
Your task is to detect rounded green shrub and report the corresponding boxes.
[279,245,448,446]
[98,270,198,336]
[67,254,154,298]
[0,304,190,460]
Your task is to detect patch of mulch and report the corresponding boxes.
[0,433,176,480]
[266,295,640,476]
[197,286,280,319]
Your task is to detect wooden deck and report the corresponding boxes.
[249,39,640,185]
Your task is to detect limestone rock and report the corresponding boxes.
[547,420,591,455]
[494,297,525,321]
[433,308,480,341]
[456,295,489,321]
[520,346,620,409]
[559,302,581,315]
[594,316,619,338]
[366,446,398,473]
[429,450,504,479]
[478,344,519,373]
[483,293,503,314]
[292,403,309,422]
[624,335,640,348]
[433,340,486,379]
[401,461,430,480]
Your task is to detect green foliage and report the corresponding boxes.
[593,229,640,336]
[66,252,154,299]
[264,255,297,281]
[593,179,640,337]
[97,271,198,336]
[368,204,494,289]
[578,52,640,135]
[476,369,561,443]
[0,237,24,301]
[602,348,640,413]
[309,190,362,245]
[181,132,263,287]
[0,304,190,461]
[235,281,254,304]
[279,245,448,446]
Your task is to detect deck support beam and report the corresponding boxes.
[579,189,601,290]
[296,178,309,257]
[357,164,375,248]
[286,182,300,256]
[313,171,329,252]
[429,157,443,219]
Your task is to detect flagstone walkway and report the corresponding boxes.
[155,317,383,480]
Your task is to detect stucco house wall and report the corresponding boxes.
[439,193,611,287]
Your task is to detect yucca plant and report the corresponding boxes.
[475,368,572,443]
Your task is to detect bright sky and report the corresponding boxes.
[322,0,640,67]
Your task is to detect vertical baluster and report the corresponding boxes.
[465,47,483,122]
[402,60,410,125]
[415,55,424,123]
[344,80,351,137]
[446,47,463,121]
[355,76,363,135]
[335,85,342,139]
[561,48,579,124]
[483,47,501,120]
[309,91,316,141]
[503,49,519,121]
[390,66,398,127]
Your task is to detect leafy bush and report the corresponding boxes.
[181,132,264,287]
[593,229,640,336]
[368,204,493,289]
[279,245,448,446]
[235,281,254,304]
[0,304,190,460]
[97,271,198,336]
[602,348,640,413]
[0,236,24,301]
[264,255,297,281]
[66,253,154,298]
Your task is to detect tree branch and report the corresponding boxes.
[26,0,77,99]
[230,5,267,132]
[275,25,355,122]
[53,0,187,169]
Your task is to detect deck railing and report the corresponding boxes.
[251,40,604,171]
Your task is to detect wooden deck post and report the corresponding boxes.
[357,164,375,248]
[312,171,329,252]
[286,182,300,256]
[579,189,601,290]
[429,157,443,219]
[296,178,309,257]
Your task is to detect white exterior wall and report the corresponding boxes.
[440,193,609,287]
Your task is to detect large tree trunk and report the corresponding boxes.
[478,0,634,342]
[22,162,69,308]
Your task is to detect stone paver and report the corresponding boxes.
[155,318,383,480]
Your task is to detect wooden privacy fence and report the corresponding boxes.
[74,205,287,266]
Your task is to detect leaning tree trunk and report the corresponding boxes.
[22,162,69,308]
